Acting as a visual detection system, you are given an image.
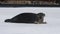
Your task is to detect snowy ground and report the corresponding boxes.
[0,7,60,34]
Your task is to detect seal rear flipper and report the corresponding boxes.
[5,19,12,22]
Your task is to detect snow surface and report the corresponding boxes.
[0,7,60,34]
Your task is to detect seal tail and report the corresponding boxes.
[5,19,11,22]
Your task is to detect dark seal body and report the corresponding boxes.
[5,13,38,23]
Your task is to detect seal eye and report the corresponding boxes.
[37,13,45,18]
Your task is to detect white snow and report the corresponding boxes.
[0,7,60,34]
